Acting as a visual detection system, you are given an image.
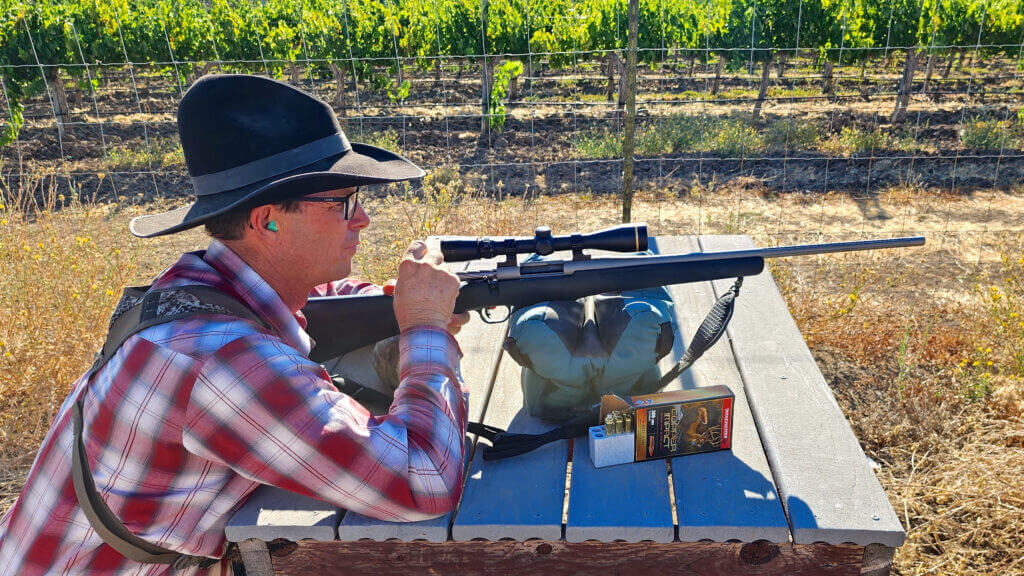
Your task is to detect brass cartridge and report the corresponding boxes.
[624,412,633,433]
[605,413,616,435]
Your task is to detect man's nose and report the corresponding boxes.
[348,198,370,230]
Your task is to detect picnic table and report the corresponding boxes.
[225,235,905,576]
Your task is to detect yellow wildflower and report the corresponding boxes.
[973,361,981,367]
[985,347,992,353]
[1,219,7,225]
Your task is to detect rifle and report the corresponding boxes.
[303,225,924,363]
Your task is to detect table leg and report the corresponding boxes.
[238,538,274,576]
[861,544,895,576]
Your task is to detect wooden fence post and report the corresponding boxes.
[621,0,638,223]
[480,0,490,136]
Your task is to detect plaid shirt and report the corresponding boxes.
[0,240,468,575]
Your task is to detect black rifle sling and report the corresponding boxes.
[330,376,507,441]
[73,285,268,570]
[481,278,744,461]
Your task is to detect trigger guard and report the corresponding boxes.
[477,306,510,324]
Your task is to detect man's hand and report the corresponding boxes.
[390,241,460,331]
[446,311,471,335]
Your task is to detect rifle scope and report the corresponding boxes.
[440,224,648,263]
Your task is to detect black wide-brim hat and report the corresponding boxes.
[130,74,424,238]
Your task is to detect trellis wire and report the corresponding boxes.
[2,20,1023,258]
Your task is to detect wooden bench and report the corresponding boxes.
[225,235,905,575]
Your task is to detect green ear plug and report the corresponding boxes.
[266,221,279,232]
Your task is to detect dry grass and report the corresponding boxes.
[2,175,1023,575]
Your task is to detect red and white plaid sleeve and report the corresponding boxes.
[182,325,467,521]
[312,278,382,296]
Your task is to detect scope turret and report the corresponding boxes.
[440,224,648,264]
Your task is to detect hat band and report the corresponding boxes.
[190,132,352,196]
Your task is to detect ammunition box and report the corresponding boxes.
[591,385,734,468]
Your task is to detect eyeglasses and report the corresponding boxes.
[294,187,360,219]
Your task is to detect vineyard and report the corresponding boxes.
[1,0,1023,202]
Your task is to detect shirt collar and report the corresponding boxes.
[152,240,313,356]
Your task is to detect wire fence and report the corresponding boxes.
[2,6,1023,244]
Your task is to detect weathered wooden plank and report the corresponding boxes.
[565,440,674,542]
[336,254,507,542]
[564,240,678,543]
[698,235,905,548]
[273,539,866,576]
[451,348,569,541]
[225,484,339,543]
[657,235,791,544]
[451,247,590,541]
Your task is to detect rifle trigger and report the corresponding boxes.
[478,306,510,324]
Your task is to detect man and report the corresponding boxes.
[0,75,468,574]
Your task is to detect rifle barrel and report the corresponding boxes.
[565,236,925,274]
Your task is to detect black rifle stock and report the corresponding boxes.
[302,228,925,363]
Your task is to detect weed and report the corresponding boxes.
[572,129,622,158]
[711,119,764,158]
[104,138,184,171]
[960,246,1024,392]
[571,113,765,159]
[959,117,1020,150]
[352,128,403,154]
[765,119,820,151]
[823,126,889,156]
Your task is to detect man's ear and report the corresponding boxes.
[247,204,275,235]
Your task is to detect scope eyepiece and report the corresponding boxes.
[440,224,648,264]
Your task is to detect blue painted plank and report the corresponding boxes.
[658,236,790,544]
[451,353,569,541]
[700,235,904,547]
[563,238,677,543]
[566,439,674,542]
